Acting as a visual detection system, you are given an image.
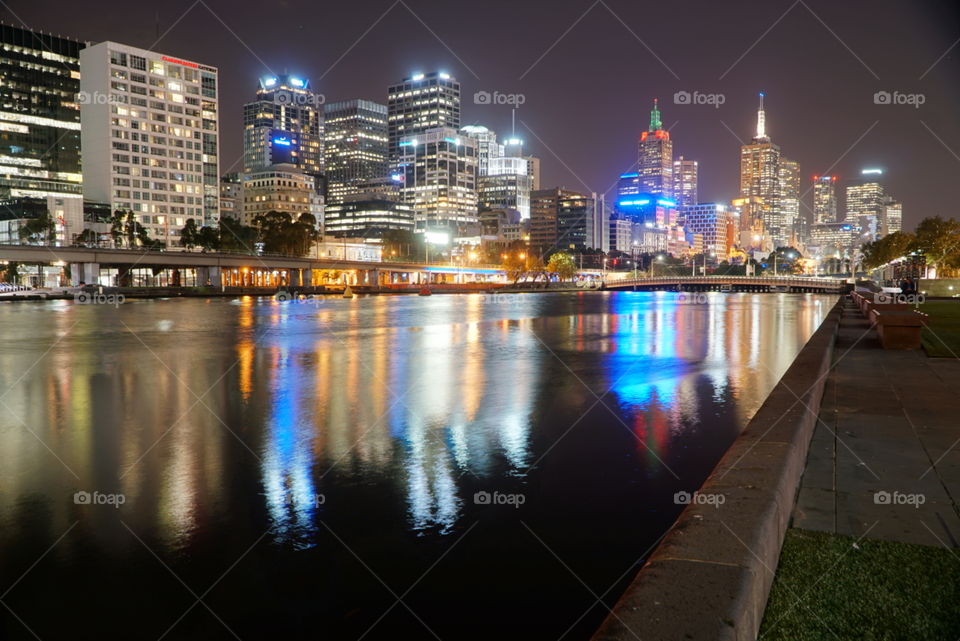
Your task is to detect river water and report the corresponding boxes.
[0,291,830,640]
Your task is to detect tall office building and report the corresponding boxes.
[475,134,532,219]
[778,157,800,244]
[397,127,477,234]
[80,41,220,246]
[558,191,596,252]
[460,125,502,175]
[615,172,641,213]
[0,24,84,244]
[387,71,460,165]
[243,74,322,176]
[673,157,697,207]
[530,188,595,254]
[813,175,838,223]
[323,99,388,204]
[882,197,902,236]
[525,156,541,190]
[845,168,887,242]
[638,99,673,199]
[480,158,532,219]
[739,93,782,244]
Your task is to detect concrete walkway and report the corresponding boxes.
[793,298,960,548]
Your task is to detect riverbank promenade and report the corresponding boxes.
[793,298,960,546]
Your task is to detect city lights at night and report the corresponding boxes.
[1,1,960,640]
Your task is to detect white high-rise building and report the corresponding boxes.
[80,42,220,247]
[459,125,502,176]
[398,127,477,234]
[480,156,532,219]
[472,132,532,219]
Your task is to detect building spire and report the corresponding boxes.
[755,91,767,140]
[650,98,662,132]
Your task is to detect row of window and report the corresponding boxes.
[110,152,205,172]
[111,177,200,192]
[114,104,201,119]
[109,52,216,91]
[110,141,207,162]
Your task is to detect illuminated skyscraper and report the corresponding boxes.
[480,158,532,219]
[882,197,902,236]
[615,172,641,212]
[243,75,323,176]
[673,157,698,207]
[387,71,460,164]
[0,24,84,244]
[845,168,885,240]
[813,175,838,223]
[739,93,783,244]
[323,99,388,204]
[778,157,800,243]
[463,127,532,219]
[638,99,673,199]
[397,127,477,233]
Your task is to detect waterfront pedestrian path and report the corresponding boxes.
[792,298,960,547]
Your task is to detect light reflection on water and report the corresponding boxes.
[0,291,829,640]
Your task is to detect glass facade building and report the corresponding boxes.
[673,157,698,207]
[0,24,84,244]
[387,72,460,166]
[813,175,838,224]
[397,127,477,234]
[243,75,323,176]
[322,99,387,204]
[323,197,415,237]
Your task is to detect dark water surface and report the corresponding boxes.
[0,292,830,640]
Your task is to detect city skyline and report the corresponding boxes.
[3,0,958,231]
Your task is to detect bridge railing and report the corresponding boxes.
[606,275,846,288]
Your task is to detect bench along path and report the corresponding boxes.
[793,298,960,547]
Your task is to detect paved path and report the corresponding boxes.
[793,298,960,548]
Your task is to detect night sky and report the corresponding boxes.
[4,0,959,230]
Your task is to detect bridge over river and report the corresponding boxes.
[604,275,847,293]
